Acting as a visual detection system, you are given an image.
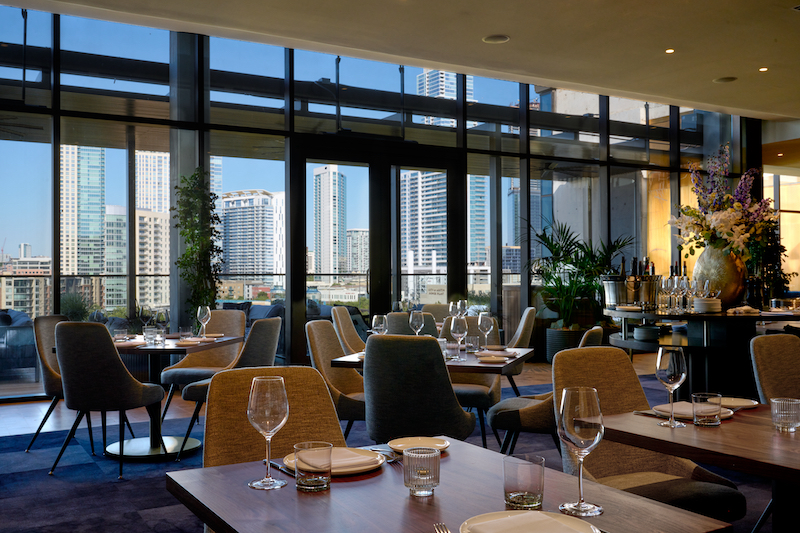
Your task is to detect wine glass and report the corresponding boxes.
[449,301,459,318]
[450,316,468,361]
[557,386,604,517]
[669,276,682,312]
[457,299,468,317]
[477,312,493,350]
[138,303,152,330]
[655,346,687,428]
[197,306,211,338]
[247,376,289,490]
[409,310,425,336]
[371,314,387,335]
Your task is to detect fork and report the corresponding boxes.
[433,523,451,533]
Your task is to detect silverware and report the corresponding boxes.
[433,523,451,533]
[633,409,666,419]
[268,459,295,477]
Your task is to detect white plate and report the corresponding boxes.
[476,356,506,363]
[283,447,384,476]
[460,510,599,533]
[616,305,642,312]
[653,402,734,420]
[719,397,759,409]
[485,345,507,351]
[388,436,450,453]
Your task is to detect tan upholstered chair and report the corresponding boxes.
[504,306,537,395]
[203,366,346,467]
[331,306,366,354]
[51,322,165,478]
[578,325,603,347]
[160,309,246,420]
[552,346,746,522]
[386,311,438,336]
[421,303,450,323]
[176,318,282,460]
[750,333,800,402]
[306,320,365,439]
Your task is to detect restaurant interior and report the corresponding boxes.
[1,1,800,532]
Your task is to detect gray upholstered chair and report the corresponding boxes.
[364,334,475,443]
[50,322,165,478]
[331,305,366,354]
[203,366,346,467]
[421,303,450,323]
[578,325,603,347]
[386,311,438,336]
[552,346,746,522]
[503,306,536,396]
[160,309,245,421]
[487,390,555,454]
[306,319,365,439]
[176,317,282,460]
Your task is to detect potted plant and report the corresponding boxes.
[172,167,224,321]
[530,222,632,361]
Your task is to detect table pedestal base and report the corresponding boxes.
[105,436,201,459]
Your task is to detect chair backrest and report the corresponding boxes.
[507,307,536,348]
[306,320,364,402]
[750,334,800,403]
[33,314,69,397]
[440,315,501,345]
[331,306,366,354]
[55,322,152,412]
[578,325,604,347]
[363,334,475,443]
[203,366,346,467]
[421,304,450,323]
[228,317,281,369]
[188,309,247,367]
[552,346,653,479]
[386,311,438,336]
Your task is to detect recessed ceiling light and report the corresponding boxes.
[778,153,784,157]
[759,67,769,72]
[665,48,675,54]
[482,34,510,44]
[712,77,738,83]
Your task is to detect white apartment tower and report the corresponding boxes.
[346,229,369,273]
[313,165,347,276]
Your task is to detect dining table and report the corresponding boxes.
[603,405,799,531]
[166,437,732,533]
[107,334,244,460]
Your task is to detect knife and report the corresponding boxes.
[268,459,295,477]
[633,409,667,419]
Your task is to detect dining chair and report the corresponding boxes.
[578,325,603,347]
[331,305,366,354]
[386,311,438,336]
[203,366,346,467]
[160,309,245,421]
[421,303,450,323]
[51,322,165,478]
[503,306,536,396]
[306,319,365,439]
[175,317,281,460]
[552,346,746,522]
[363,334,475,443]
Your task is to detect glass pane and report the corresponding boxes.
[642,170,673,277]
[609,97,671,166]
[338,56,402,137]
[0,6,51,106]
[529,86,600,160]
[780,212,800,292]
[779,175,800,211]
[209,37,285,130]
[60,15,170,119]
[404,68,458,147]
[467,76,520,153]
[679,110,731,169]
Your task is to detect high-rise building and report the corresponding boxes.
[505,178,543,260]
[416,69,474,127]
[60,145,106,276]
[135,151,170,213]
[136,209,171,308]
[400,169,447,273]
[468,175,488,264]
[313,165,346,276]
[104,205,127,309]
[220,190,286,284]
[346,229,369,273]
[19,243,31,259]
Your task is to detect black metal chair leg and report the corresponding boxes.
[752,499,773,533]
[49,411,85,475]
[86,412,95,455]
[118,410,125,479]
[25,396,59,452]
[491,425,502,447]
[477,409,488,448]
[343,419,354,439]
[101,411,107,450]
[499,430,517,454]
[508,431,521,454]
[176,401,203,462]
[506,376,521,396]
[161,384,176,423]
[123,413,135,438]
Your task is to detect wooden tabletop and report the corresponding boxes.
[114,335,244,355]
[167,438,730,533]
[331,347,535,375]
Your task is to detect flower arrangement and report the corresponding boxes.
[669,145,777,264]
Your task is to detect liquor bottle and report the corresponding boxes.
[631,257,638,276]
[619,256,626,276]
[682,261,688,277]
[649,261,655,276]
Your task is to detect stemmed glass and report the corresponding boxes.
[457,300,468,317]
[655,346,687,428]
[138,303,152,330]
[247,376,289,490]
[449,301,459,318]
[669,276,683,312]
[371,314,387,335]
[658,277,672,312]
[477,312,493,350]
[450,316,468,361]
[197,306,211,338]
[409,310,425,336]
[557,387,604,517]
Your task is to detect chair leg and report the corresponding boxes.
[86,412,95,455]
[161,384,176,423]
[25,396,60,452]
[491,425,502,447]
[176,400,203,462]
[118,410,125,479]
[499,430,517,454]
[752,499,773,533]
[101,411,107,450]
[343,419,355,440]
[49,411,85,475]
[506,376,521,397]
[477,409,488,448]
[123,413,135,438]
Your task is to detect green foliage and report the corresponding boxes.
[60,292,89,322]
[255,292,271,301]
[171,167,223,316]
[747,225,797,297]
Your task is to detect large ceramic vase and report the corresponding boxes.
[692,247,747,308]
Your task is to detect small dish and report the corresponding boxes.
[484,345,507,351]
[719,397,759,409]
[616,305,642,312]
[460,511,599,533]
[388,436,450,453]
[476,356,506,363]
[653,401,734,420]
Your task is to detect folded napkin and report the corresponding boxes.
[653,401,694,418]
[727,305,760,315]
[470,512,585,533]
[176,341,201,347]
[114,340,146,348]
[331,447,382,468]
[204,333,225,338]
[184,336,213,343]
[485,345,507,351]
[480,350,511,357]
